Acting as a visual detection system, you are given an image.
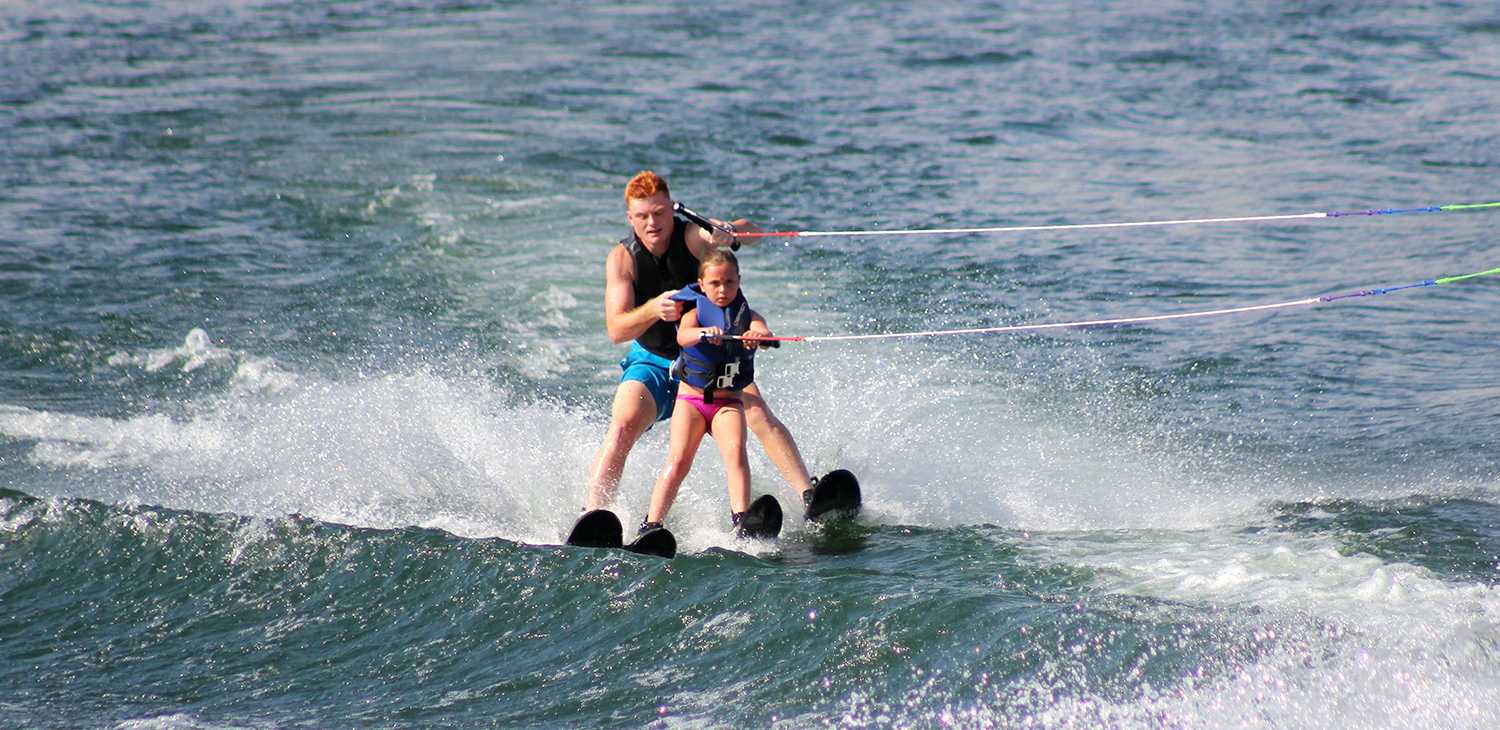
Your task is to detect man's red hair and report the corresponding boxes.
[625,171,670,204]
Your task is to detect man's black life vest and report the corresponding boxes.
[625,216,699,360]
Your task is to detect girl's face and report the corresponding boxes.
[698,263,740,307]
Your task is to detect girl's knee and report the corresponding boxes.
[718,439,748,463]
[660,453,693,478]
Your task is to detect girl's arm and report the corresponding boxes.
[677,308,719,347]
[742,310,774,348]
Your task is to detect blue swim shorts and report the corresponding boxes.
[619,341,679,423]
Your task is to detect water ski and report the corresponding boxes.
[805,469,861,523]
[625,526,677,558]
[566,509,624,548]
[565,510,676,558]
[736,494,783,540]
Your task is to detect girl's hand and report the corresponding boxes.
[747,326,774,349]
[740,329,772,349]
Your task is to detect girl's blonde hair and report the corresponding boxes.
[698,248,739,276]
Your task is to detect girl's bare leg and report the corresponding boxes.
[709,403,750,515]
[645,401,707,525]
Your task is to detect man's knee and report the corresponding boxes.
[738,393,772,426]
[605,413,651,451]
[743,404,783,435]
[610,383,662,432]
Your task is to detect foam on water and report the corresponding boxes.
[112,713,243,730]
[1,323,1428,543]
[978,515,1500,728]
[3,329,612,545]
[5,327,1499,728]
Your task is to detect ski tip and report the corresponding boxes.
[806,469,862,523]
[566,509,624,549]
[625,527,677,558]
[736,494,783,540]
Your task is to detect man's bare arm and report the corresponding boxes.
[603,244,683,344]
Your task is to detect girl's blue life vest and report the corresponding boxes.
[669,283,755,403]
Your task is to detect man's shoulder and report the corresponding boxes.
[605,242,637,280]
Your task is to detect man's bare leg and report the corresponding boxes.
[585,380,660,511]
[740,383,814,501]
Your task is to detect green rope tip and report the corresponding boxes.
[1438,202,1500,212]
[1434,266,1500,285]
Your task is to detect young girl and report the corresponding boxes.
[637,249,773,536]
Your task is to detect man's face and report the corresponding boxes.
[698,263,740,308]
[626,192,674,249]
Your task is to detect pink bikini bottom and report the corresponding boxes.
[677,393,743,431]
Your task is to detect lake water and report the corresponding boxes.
[3,1,1499,728]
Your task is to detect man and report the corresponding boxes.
[583,171,814,514]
